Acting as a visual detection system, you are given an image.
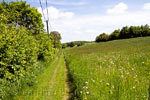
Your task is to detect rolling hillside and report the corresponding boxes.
[64,37,150,100]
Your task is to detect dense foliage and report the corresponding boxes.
[0,24,37,81]
[50,31,62,49]
[0,1,58,100]
[62,41,90,48]
[0,1,44,35]
[96,24,150,42]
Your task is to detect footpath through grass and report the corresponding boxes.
[64,37,150,100]
[15,52,69,100]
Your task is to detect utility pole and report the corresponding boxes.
[46,20,50,37]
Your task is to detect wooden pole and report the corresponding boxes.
[46,20,50,37]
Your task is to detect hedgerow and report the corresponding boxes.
[0,24,38,80]
[35,34,55,61]
[0,24,55,100]
[0,1,58,99]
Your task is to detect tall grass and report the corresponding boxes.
[64,37,150,100]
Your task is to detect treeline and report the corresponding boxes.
[62,41,90,48]
[96,24,150,42]
[0,1,61,100]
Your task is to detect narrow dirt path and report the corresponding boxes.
[49,56,61,86]
[15,53,71,100]
[63,59,71,100]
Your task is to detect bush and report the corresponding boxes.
[0,24,38,81]
[68,42,75,47]
[96,33,109,42]
[62,43,67,49]
[35,34,54,61]
[0,25,55,100]
[76,42,84,47]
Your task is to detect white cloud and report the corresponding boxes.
[38,6,150,43]
[107,2,128,14]
[143,3,150,10]
[44,7,74,19]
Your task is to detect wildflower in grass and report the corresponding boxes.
[133,86,136,89]
[121,75,124,79]
[135,80,138,83]
[86,91,89,95]
[112,85,114,89]
[134,75,137,79]
[83,86,86,89]
[85,81,88,84]
[85,86,88,89]
[92,79,95,83]
[106,83,110,86]
[80,91,82,94]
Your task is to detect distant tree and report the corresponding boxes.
[96,33,109,42]
[110,29,120,40]
[77,42,84,46]
[141,24,150,36]
[129,26,137,38]
[95,24,150,43]
[62,43,67,49]
[50,31,62,48]
[68,42,75,47]
[119,26,130,39]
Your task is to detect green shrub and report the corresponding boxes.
[62,43,67,49]
[0,24,38,81]
[35,34,54,61]
[68,42,76,47]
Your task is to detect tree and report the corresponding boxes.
[141,24,150,36]
[119,26,130,39]
[110,29,120,40]
[96,33,109,42]
[0,1,44,35]
[50,31,62,48]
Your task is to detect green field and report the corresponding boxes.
[64,37,150,100]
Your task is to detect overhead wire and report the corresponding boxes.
[39,0,46,21]
[46,0,53,32]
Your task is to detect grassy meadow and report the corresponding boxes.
[64,37,150,100]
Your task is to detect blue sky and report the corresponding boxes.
[3,0,150,42]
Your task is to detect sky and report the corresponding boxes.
[3,0,150,43]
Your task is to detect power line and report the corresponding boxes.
[39,0,54,35]
[39,0,46,21]
[46,0,49,21]
[46,0,53,32]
